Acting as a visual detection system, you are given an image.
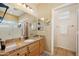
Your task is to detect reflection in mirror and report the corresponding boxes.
[0,3,39,41]
[0,3,9,23]
[0,3,25,41]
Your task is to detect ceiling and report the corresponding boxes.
[26,3,63,19]
[0,3,63,19]
[0,4,25,17]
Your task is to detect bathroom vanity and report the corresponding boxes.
[0,36,44,56]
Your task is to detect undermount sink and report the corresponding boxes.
[24,39,35,43]
[6,44,16,49]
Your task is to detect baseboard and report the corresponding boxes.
[44,51,51,56]
[44,47,76,56]
[56,47,76,53]
[55,47,76,56]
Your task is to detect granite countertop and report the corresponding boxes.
[0,36,43,55]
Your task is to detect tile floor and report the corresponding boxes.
[54,47,76,56]
[41,47,76,56]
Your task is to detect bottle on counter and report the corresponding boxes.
[0,38,6,50]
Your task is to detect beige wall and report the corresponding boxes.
[37,24,51,52]
[36,4,63,53]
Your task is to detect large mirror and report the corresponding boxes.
[0,3,9,23]
[0,3,38,41]
[0,3,25,40]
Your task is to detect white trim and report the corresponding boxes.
[76,4,79,56]
[50,9,55,56]
[50,3,71,56]
[54,3,73,10]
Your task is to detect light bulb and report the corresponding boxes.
[40,17,44,21]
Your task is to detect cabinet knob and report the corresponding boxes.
[25,54,27,56]
[17,53,19,56]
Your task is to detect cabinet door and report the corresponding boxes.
[28,41,40,56]
[9,52,17,56]
[19,46,28,56]
[29,48,39,56]
[39,39,44,54]
[19,52,28,56]
[7,50,19,56]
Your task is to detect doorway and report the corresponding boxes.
[53,4,78,56]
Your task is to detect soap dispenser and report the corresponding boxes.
[0,38,6,50]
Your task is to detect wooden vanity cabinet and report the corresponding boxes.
[28,41,40,56]
[28,39,44,56]
[39,39,44,54]
[3,38,44,56]
[19,46,28,56]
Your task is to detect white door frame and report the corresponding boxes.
[51,3,78,56]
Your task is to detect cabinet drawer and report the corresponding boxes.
[28,41,39,52]
[8,52,17,56]
[29,48,39,56]
[7,47,25,56]
[20,52,28,56]
[8,50,20,56]
[19,46,28,56]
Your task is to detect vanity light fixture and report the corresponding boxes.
[17,3,33,12]
[21,3,33,12]
[40,17,44,21]
[30,8,33,12]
